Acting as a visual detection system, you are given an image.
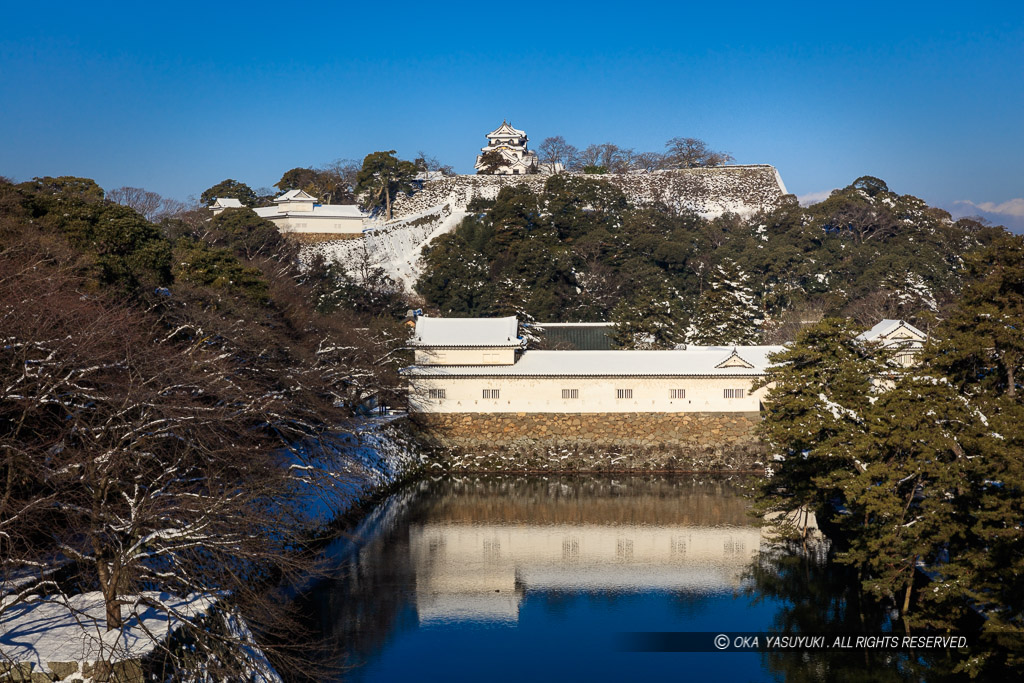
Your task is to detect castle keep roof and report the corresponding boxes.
[486,121,528,141]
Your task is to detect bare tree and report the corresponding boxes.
[107,186,162,220]
[632,151,666,173]
[154,196,192,219]
[108,186,192,221]
[662,137,734,168]
[537,136,578,171]
[0,246,353,678]
[576,143,635,173]
[317,160,361,204]
[413,151,455,177]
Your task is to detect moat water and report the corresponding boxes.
[298,475,941,682]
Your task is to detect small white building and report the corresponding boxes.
[474,121,542,176]
[404,316,782,414]
[210,189,367,238]
[856,318,928,366]
[209,197,243,213]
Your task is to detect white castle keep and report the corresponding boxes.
[474,121,546,175]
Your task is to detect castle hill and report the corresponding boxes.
[3,8,1024,680]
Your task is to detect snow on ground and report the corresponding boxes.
[283,414,427,533]
[1,416,422,677]
[301,205,467,291]
[0,591,217,668]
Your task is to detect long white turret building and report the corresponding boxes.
[403,316,782,415]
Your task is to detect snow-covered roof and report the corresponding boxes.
[486,121,527,139]
[857,319,927,343]
[404,346,784,377]
[254,204,365,219]
[415,171,447,182]
[412,316,522,348]
[274,189,318,203]
[210,197,243,209]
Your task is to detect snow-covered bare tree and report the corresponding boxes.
[0,247,349,678]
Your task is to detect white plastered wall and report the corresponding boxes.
[414,348,517,366]
[407,375,770,413]
[272,215,365,234]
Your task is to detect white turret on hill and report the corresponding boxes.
[474,121,541,175]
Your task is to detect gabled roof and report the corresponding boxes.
[412,316,522,348]
[486,121,527,139]
[210,197,243,208]
[715,350,756,369]
[274,189,318,203]
[857,319,927,343]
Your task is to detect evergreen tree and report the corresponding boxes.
[687,258,763,344]
[415,232,496,316]
[921,234,1024,672]
[476,149,507,175]
[609,278,685,349]
[199,179,257,207]
[355,151,417,220]
[835,373,976,626]
[930,234,1024,400]
[755,318,887,543]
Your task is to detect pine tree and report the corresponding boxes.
[755,318,888,543]
[835,373,977,626]
[920,234,1024,672]
[687,258,763,345]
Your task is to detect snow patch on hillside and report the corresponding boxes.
[301,206,467,291]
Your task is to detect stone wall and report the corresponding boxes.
[284,232,361,244]
[0,659,143,682]
[389,166,788,221]
[411,411,766,472]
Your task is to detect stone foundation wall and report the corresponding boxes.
[284,232,362,244]
[412,412,766,472]
[0,659,142,682]
[389,166,788,221]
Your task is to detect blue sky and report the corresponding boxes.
[2,1,1022,230]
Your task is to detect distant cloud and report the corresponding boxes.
[948,198,1024,234]
[797,189,836,207]
[954,198,1024,218]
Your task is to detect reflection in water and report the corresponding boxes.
[746,542,971,682]
[409,476,762,624]
[301,475,967,682]
[412,522,760,623]
[300,475,776,682]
